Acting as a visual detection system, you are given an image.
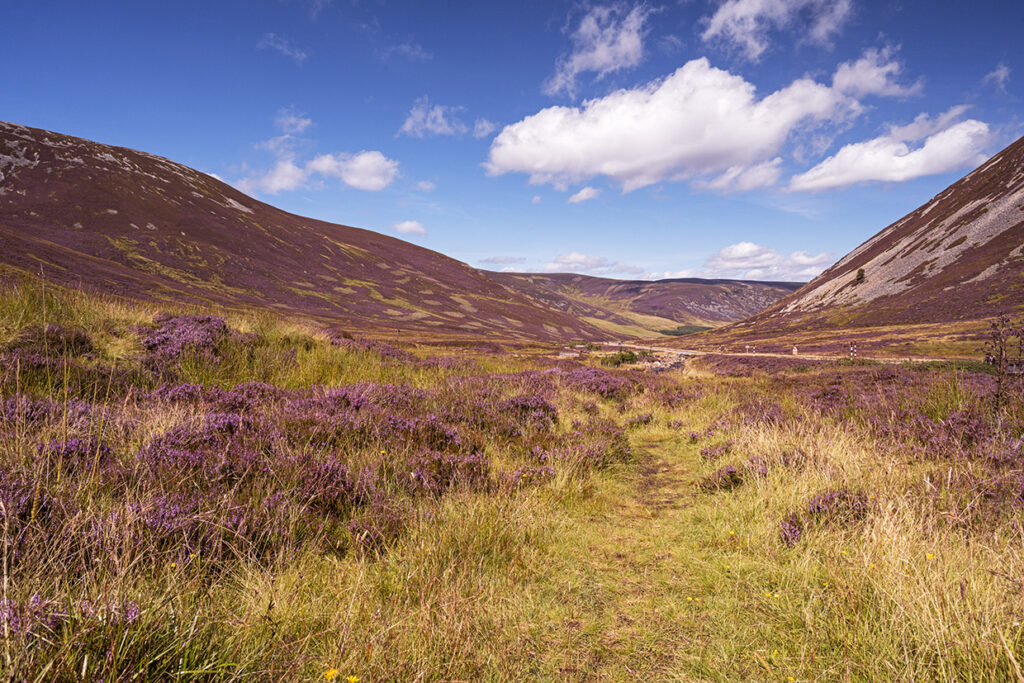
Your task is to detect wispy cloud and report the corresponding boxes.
[380,42,433,61]
[473,118,497,139]
[543,252,644,277]
[399,96,467,137]
[568,186,601,203]
[415,180,436,192]
[258,33,308,64]
[983,63,1011,93]
[480,256,527,265]
[701,0,852,61]
[274,107,313,134]
[545,3,653,97]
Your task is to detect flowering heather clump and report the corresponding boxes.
[295,455,362,518]
[558,420,632,469]
[561,366,635,400]
[806,488,871,522]
[418,355,472,371]
[700,465,743,492]
[37,438,113,474]
[6,323,94,357]
[734,398,785,426]
[347,495,410,555]
[141,314,228,361]
[217,381,283,412]
[700,442,732,460]
[406,450,491,497]
[2,395,55,425]
[150,382,226,404]
[328,334,416,363]
[0,594,140,638]
[502,465,556,490]
[626,413,653,429]
[500,395,558,428]
[778,512,803,547]
[778,488,870,546]
[0,473,58,526]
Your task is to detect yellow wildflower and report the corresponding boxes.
[927,553,935,560]
[324,669,338,681]
[347,677,359,683]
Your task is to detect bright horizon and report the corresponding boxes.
[3,0,1020,282]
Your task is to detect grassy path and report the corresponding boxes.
[525,435,731,680]
[524,432,843,681]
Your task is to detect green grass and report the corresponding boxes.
[3,275,1024,679]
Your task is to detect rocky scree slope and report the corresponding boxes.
[731,134,1024,334]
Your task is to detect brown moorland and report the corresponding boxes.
[0,121,797,343]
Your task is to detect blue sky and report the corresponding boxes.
[2,0,1020,281]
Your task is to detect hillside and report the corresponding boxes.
[746,134,1024,330]
[678,134,1024,355]
[0,121,609,342]
[0,121,799,342]
[490,272,802,337]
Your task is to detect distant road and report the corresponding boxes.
[599,342,955,365]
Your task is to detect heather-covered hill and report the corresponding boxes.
[0,121,609,342]
[730,134,1024,336]
[489,272,801,337]
[0,121,803,343]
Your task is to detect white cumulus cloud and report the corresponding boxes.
[789,115,990,192]
[703,241,834,280]
[488,57,854,192]
[488,50,921,194]
[307,151,399,191]
[236,114,400,195]
[545,3,652,97]
[701,0,851,61]
[568,186,601,203]
[399,97,467,137]
[238,159,307,194]
[392,220,427,235]
[832,47,922,98]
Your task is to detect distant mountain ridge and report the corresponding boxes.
[0,121,797,341]
[725,134,1024,337]
[490,272,801,337]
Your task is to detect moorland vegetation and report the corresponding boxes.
[1,276,1023,680]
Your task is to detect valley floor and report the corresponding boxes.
[3,280,1024,680]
